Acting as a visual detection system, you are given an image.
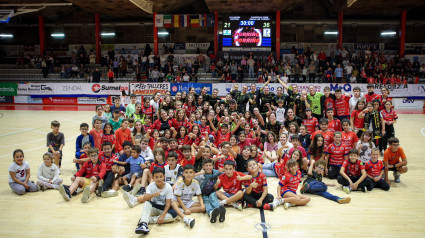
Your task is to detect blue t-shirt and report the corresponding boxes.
[335,68,343,77]
[125,156,145,173]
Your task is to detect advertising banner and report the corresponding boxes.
[77,97,108,105]
[14,96,43,104]
[0,96,14,103]
[42,97,78,105]
[393,98,424,109]
[17,83,129,95]
[130,83,170,96]
[170,83,212,96]
[0,83,18,96]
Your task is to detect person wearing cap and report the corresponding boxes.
[126,94,138,118]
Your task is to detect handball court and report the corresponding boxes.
[0,105,424,238]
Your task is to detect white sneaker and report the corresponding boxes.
[101,190,118,198]
[81,186,91,203]
[342,186,351,194]
[272,198,280,209]
[232,202,243,211]
[278,198,285,205]
[219,200,226,206]
[283,202,291,210]
[183,217,195,228]
[123,191,137,208]
[130,183,143,196]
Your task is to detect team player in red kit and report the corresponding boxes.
[337,149,371,193]
[325,131,349,179]
[59,147,106,203]
[277,159,310,210]
[310,118,334,147]
[365,148,390,191]
[334,89,351,121]
[364,84,381,103]
[325,108,341,133]
[303,108,319,135]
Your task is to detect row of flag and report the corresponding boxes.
[155,14,215,28]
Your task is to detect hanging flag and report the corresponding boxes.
[190,14,199,27]
[181,14,189,27]
[155,14,164,27]
[199,14,206,27]
[163,15,172,28]
[173,15,180,27]
[206,14,215,27]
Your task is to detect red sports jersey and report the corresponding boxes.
[350,110,365,129]
[278,170,302,194]
[324,96,336,112]
[378,97,392,111]
[214,131,231,148]
[342,159,364,177]
[179,155,196,168]
[303,117,319,135]
[114,128,132,152]
[274,162,287,178]
[214,154,234,170]
[217,171,245,194]
[327,118,342,133]
[365,160,384,177]
[74,160,106,179]
[148,137,156,150]
[311,130,334,147]
[171,118,190,132]
[243,172,267,194]
[380,109,398,122]
[177,135,188,145]
[101,133,117,150]
[365,93,381,103]
[142,105,154,118]
[255,153,264,164]
[335,95,351,116]
[184,104,197,117]
[98,151,118,171]
[149,161,168,172]
[199,124,212,135]
[325,143,349,166]
[341,131,359,150]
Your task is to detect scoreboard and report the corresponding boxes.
[222,15,272,48]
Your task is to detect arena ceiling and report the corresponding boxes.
[1,0,425,23]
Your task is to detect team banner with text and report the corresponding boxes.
[130,83,170,96]
[0,83,18,96]
[17,83,129,95]
[212,83,425,97]
[170,83,212,96]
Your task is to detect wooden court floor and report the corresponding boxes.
[0,109,424,238]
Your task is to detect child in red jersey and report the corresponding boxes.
[277,159,310,210]
[210,123,231,148]
[96,141,118,196]
[364,84,381,103]
[73,142,92,169]
[213,142,235,172]
[288,135,308,171]
[350,100,366,138]
[179,145,196,168]
[325,131,349,179]
[101,123,116,152]
[114,119,132,155]
[325,108,341,133]
[323,86,336,115]
[215,160,252,211]
[310,118,334,147]
[300,160,351,204]
[141,96,155,120]
[89,119,103,151]
[380,100,398,152]
[334,88,351,121]
[365,148,390,191]
[59,148,106,203]
[341,119,359,151]
[243,159,281,210]
[303,108,319,135]
[338,149,371,193]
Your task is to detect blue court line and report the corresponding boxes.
[259,208,268,238]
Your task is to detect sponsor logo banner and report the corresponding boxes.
[77,97,108,105]
[42,97,78,105]
[90,83,129,95]
[393,98,424,109]
[0,96,14,103]
[14,96,43,104]
[170,83,212,96]
[0,83,18,96]
[130,83,170,96]
[17,83,130,95]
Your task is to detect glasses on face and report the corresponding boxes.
[81,128,88,131]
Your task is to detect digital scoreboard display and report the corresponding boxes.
[222,16,272,47]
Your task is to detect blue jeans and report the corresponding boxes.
[262,163,277,177]
[248,66,254,78]
[203,192,220,214]
[305,180,339,202]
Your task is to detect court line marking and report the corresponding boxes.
[0,128,35,137]
[421,127,425,137]
[0,134,79,158]
[0,137,46,148]
[259,208,269,238]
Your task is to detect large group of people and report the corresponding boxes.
[8,79,409,234]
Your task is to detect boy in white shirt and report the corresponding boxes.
[173,164,205,215]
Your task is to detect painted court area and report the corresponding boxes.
[0,107,424,237]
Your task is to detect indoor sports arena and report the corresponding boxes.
[1,1,425,237]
